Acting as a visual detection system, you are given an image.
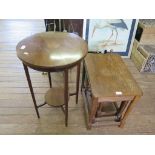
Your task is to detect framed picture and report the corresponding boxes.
[85,19,138,57]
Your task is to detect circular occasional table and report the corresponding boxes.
[16,32,88,126]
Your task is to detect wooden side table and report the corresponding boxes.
[81,53,143,129]
[16,32,87,126]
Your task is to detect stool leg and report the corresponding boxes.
[64,69,69,127]
[76,62,81,104]
[23,63,40,118]
[48,72,52,88]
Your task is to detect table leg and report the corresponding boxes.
[81,61,85,92]
[119,96,140,128]
[64,69,69,127]
[115,101,129,122]
[88,97,99,129]
[23,63,40,118]
[76,62,81,104]
[48,72,52,88]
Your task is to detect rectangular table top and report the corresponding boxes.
[85,53,143,99]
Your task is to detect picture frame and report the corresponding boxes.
[85,19,138,57]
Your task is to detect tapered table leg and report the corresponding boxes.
[115,101,129,122]
[88,97,99,129]
[76,62,81,104]
[81,61,85,92]
[64,69,69,127]
[119,96,140,128]
[48,72,52,88]
[23,63,40,118]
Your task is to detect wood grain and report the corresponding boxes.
[85,53,143,99]
[0,19,155,134]
[45,88,65,106]
[16,32,87,71]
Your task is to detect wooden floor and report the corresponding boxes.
[0,19,155,134]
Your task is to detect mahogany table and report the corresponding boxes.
[16,32,87,126]
[81,53,143,129]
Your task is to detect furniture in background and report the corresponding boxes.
[130,39,147,72]
[44,19,83,37]
[131,40,155,72]
[16,32,87,126]
[81,53,143,129]
[135,19,155,45]
[131,19,155,73]
[44,19,62,32]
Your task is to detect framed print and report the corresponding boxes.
[85,19,138,57]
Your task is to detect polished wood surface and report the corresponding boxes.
[45,88,65,106]
[16,30,87,126]
[85,53,143,99]
[83,53,143,129]
[1,19,155,134]
[16,32,87,70]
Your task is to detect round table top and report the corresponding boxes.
[16,32,88,71]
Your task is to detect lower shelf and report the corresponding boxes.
[45,87,65,107]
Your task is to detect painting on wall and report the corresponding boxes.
[85,19,137,57]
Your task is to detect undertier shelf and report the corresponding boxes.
[45,87,65,107]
